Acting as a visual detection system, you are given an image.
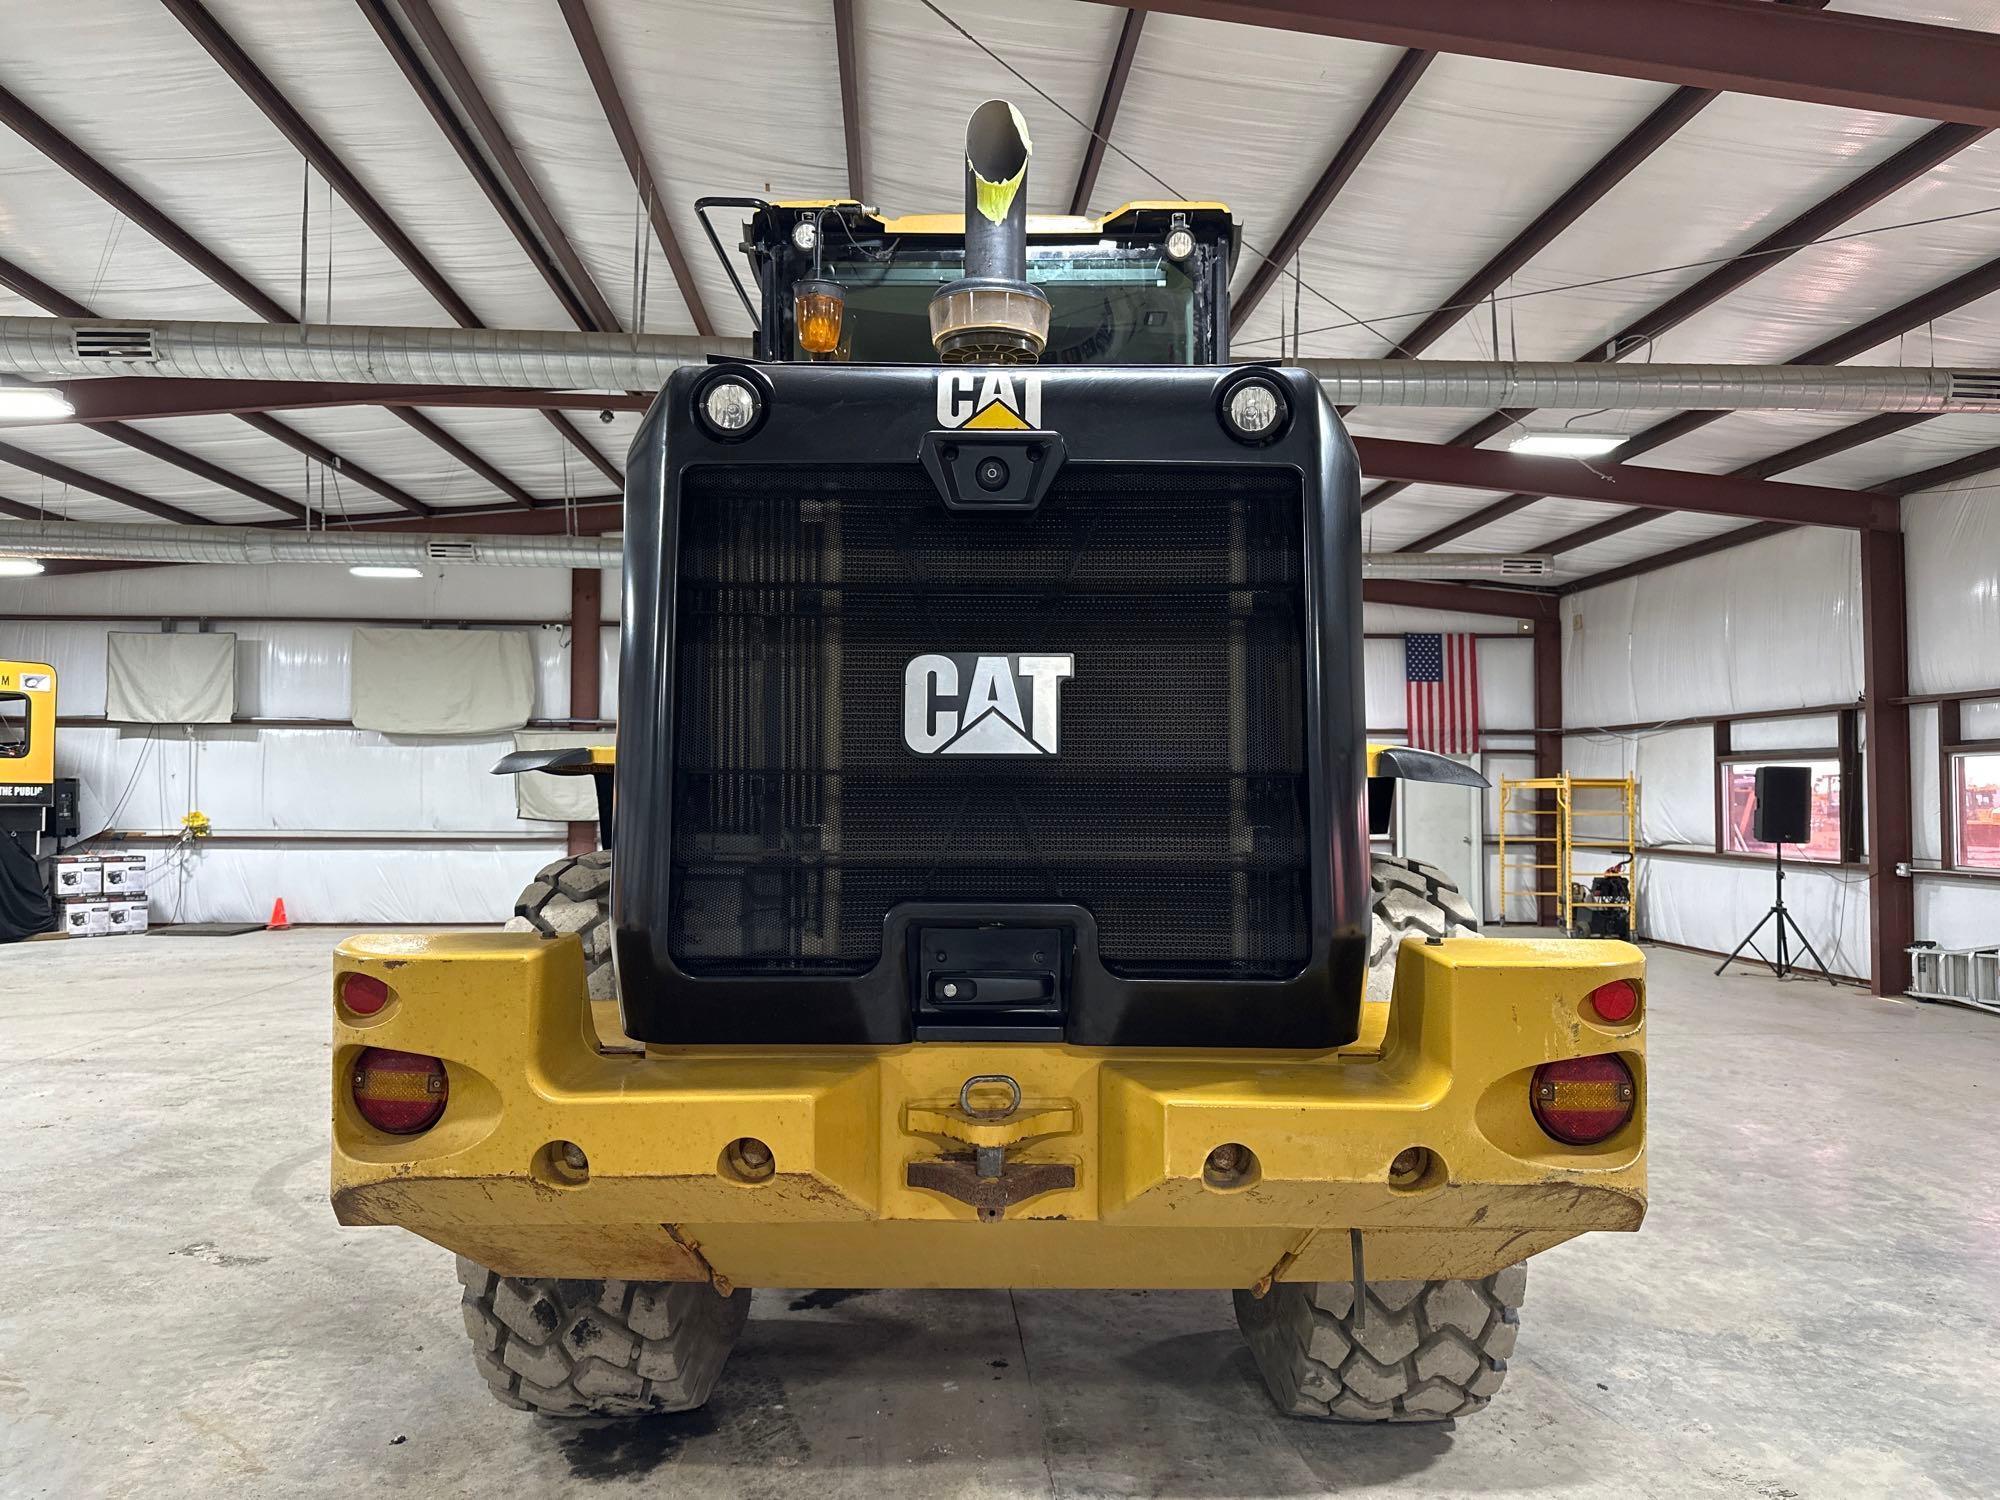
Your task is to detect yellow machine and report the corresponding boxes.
[332,105,1644,1426]
[0,658,57,802]
[0,660,61,942]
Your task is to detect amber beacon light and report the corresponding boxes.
[795,276,846,355]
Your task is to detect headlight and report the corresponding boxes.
[1221,377,1288,443]
[792,219,817,253]
[698,375,762,438]
[1165,226,1195,261]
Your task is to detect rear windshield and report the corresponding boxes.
[794,242,1196,365]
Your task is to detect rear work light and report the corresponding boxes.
[1587,978,1640,1025]
[1531,1055,1636,1146]
[338,971,391,1017]
[351,1047,447,1135]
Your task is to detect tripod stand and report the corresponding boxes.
[1716,841,1840,984]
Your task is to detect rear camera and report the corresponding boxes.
[698,376,762,438]
[975,456,1011,491]
[1222,379,1286,442]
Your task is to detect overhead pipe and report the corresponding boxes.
[0,514,1540,580]
[0,517,618,569]
[3,316,1998,412]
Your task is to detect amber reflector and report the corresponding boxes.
[351,1047,447,1135]
[1588,978,1640,1024]
[339,971,391,1017]
[795,278,845,354]
[1531,1054,1635,1146]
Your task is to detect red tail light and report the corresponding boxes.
[339,971,391,1017]
[1587,979,1640,1025]
[351,1047,447,1134]
[1531,1055,1635,1145]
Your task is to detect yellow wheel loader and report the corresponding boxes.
[332,102,1644,1425]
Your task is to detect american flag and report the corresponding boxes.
[1404,633,1481,754]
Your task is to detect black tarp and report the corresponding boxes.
[0,828,54,942]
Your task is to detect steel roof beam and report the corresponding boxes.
[0,257,311,521]
[1360,577,1557,620]
[3,71,538,512]
[1100,1,2000,128]
[1352,435,1890,528]
[1558,432,2000,592]
[1393,87,1718,360]
[164,0,609,487]
[1372,116,1985,523]
[1560,521,1793,592]
[1070,9,1147,216]
[1232,48,1434,325]
[164,0,478,324]
[0,84,290,321]
[0,439,212,526]
[1517,239,2000,552]
[386,410,538,509]
[232,415,432,517]
[558,0,715,338]
[356,0,620,335]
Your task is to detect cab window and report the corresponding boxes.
[0,693,27,759]
[793,242,1198,365]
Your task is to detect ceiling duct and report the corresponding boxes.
[0,517,617,569]
[3,316,1999,412]
[0,516,1544,583]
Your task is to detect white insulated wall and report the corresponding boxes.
[0,563,616,924]
[1563,500,2000,981]
[1,566,1534,925]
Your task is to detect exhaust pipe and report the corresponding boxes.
[929,100,1050,364]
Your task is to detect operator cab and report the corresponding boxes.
[698,199,1239,366]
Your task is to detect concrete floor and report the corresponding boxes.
[3,931,1997,1499]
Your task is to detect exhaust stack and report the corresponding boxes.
[929,100,1050,364]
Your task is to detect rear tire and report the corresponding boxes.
[506,849,614,1001]
[458,1258,751,1417]
[1234,1267,1525,1422]
[1366,853,1480,1002]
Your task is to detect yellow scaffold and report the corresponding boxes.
[1497,774,1638,934]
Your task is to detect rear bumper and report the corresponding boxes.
[331,933,1645,1289]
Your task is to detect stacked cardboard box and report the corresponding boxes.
[54,854,150,937]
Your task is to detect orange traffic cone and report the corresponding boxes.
[267,898,290,931]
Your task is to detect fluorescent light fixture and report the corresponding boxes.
[348,564,424,580]
[1508,431,1625,458]
[0,379,74,421]
[0,557,47,577]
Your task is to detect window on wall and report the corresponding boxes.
[1954,751,2000,870]
[1720,757,1844,861]
[0,694,27,758]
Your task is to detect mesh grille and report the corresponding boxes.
[669,463,1310,977]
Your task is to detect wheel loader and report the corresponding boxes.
[332,102,1645,1425]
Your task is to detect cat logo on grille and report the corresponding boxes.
[903,653,1073,755]
[935,370,1043,430]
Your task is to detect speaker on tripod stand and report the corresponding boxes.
[1717,766,1840,984]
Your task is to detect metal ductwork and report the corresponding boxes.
[0,316,738,393]
[1288,358,2000,413]
[0,518,618,569]
[1361,553,1552,579]
[928,101,1051,364]
[4,316,1996,412]
[0,514,1545,582]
